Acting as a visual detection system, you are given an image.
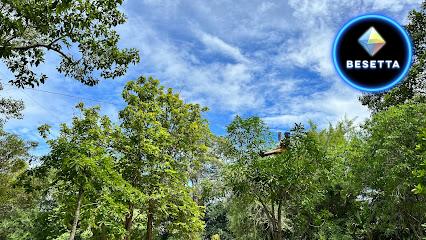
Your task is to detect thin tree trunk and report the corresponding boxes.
[276,201,282,240]
[124,203,134,240]
[69,188,84,240]
[146,202,154,240]
[100,224,107,240]
[257,196,276,238]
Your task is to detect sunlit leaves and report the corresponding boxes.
[33,103,141,239]
[118,76,209,239]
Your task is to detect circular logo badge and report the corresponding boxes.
[333,15,412,92]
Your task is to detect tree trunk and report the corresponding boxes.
[146,202,154,240]
[100,224,108,240]
[69,188,84,240]
[276,201,283,240]
[124,203,134,240]
[257,197,276,239]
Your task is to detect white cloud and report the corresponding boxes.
[1,0,422,149]
[278,0,421,78]
[277,26,335,78]
[117,17,263,112]
[262,82,370,128]
[196,30,250,63]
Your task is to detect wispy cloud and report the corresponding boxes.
[196,30,250,63]
[1,0,422,154]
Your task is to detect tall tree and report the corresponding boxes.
[192,135,234,240]
[225,116,272,163]
[0,0,140,88]
[360,1,426,112]
[289,121,359,239]
[118,76,208,240]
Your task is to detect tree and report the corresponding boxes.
[225,120,328,240]
[225,115,272,163]
[359,1,426,112]
[222,116,270,239]
[290,121,359,240]
[0,0,140,88]
[118,76,208,240]
[35,103,139,240]
[195,136,234,240]
[0,123,37,239]
[350,103,426,238]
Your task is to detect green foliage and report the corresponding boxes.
[0,123,37,239]
[2,90,426,240]
[0,0,140,88]
[211,234,220,240]
[350,103,426,238]
[224,116,330,240]
[32,103,141,239]
[413,127,426,195]
[118,76,209,239]
[290,121,358,240]
[204,201,233,240]
[226,115,272,163]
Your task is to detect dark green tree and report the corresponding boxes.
[0,0,140,88]
[350,103,426,238]
[197,136,234,240]
[413,127,426,195]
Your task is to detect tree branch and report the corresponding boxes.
[255,192,276,230]
[11,36,73,62]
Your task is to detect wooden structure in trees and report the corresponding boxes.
[260,132,290,157]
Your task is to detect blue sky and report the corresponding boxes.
[0,0,422,155]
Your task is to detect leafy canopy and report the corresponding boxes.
[0,0,140,88]
[118,76,209,239]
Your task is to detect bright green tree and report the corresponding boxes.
[118,76,209,240]
[225,115,272,163]
[35,103,140,240]
[203,117,272,240]
[290,121,359,240]
[0,0,139,88]
[223,116,272,239]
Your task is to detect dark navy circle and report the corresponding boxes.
[333,14,412,92]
